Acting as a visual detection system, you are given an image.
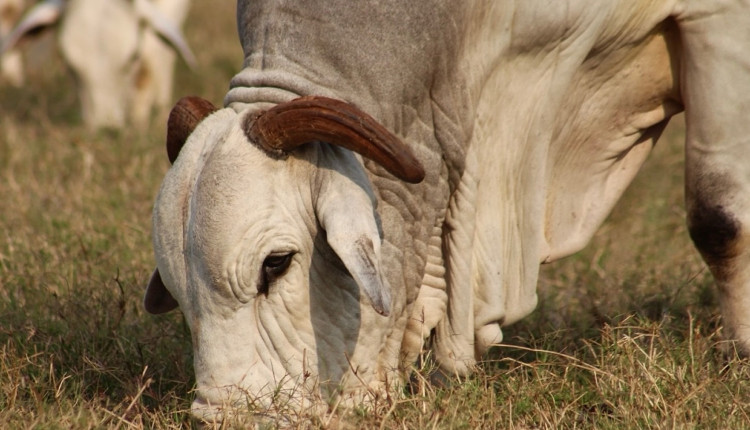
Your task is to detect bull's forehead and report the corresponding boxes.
[191,148,309,238]
[184,114,316,268]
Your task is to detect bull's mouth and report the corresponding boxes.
[191,396,294,426]
[191,395,264,425]
[190,383,325,424]
[190,395,233,422]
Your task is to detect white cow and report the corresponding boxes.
[0,0,24,86]
[146,0,750,421]
[1,0,195,129]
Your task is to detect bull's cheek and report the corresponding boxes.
[189,305,280,409]
[302,264,397,396]
[255,289,319,382]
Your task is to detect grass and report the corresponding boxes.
[1,2,748,429]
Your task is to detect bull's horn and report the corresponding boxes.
[245,96,426,184]
[166,96,217,163]
[1,0,65,55]
[134,0,197,69]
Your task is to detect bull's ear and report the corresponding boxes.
[324,223,391,317]
[144,269,179,314]
[316,185,391,316]
[167,96,217,164]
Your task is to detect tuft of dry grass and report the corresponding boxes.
[1,2,748,429]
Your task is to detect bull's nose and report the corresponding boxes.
[191,395,226,423]
[190,389,255,422]
[191,394,292,426]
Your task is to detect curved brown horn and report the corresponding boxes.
[166,96,217,164]
[245,96,425,184]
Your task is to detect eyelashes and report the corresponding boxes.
[258,252,295,294]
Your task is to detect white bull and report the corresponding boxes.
[1,0,195,128]
[146,0,750,421]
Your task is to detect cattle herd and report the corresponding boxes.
[3,0,750,424]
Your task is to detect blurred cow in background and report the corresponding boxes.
[1,0,196,129]
[0,0,24,86]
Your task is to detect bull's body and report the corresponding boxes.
[148,0,750,421]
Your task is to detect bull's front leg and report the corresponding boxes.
[678,0,750,355]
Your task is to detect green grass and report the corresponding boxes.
[1,3,748,428]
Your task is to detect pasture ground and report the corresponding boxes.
[1,2,748,429]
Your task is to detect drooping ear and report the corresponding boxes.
[316,179,391,316]
[0,0,64,55]
[166,96,217,164]
[144,269,178,314]
[134,0,197,69]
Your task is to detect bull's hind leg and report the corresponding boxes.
[678,1,750,354]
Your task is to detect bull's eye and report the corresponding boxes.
[259,253,295,293]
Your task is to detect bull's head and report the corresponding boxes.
[146,96,424,420]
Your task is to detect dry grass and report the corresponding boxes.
[1,2,748,429]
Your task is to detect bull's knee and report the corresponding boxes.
[687,198,742,281]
